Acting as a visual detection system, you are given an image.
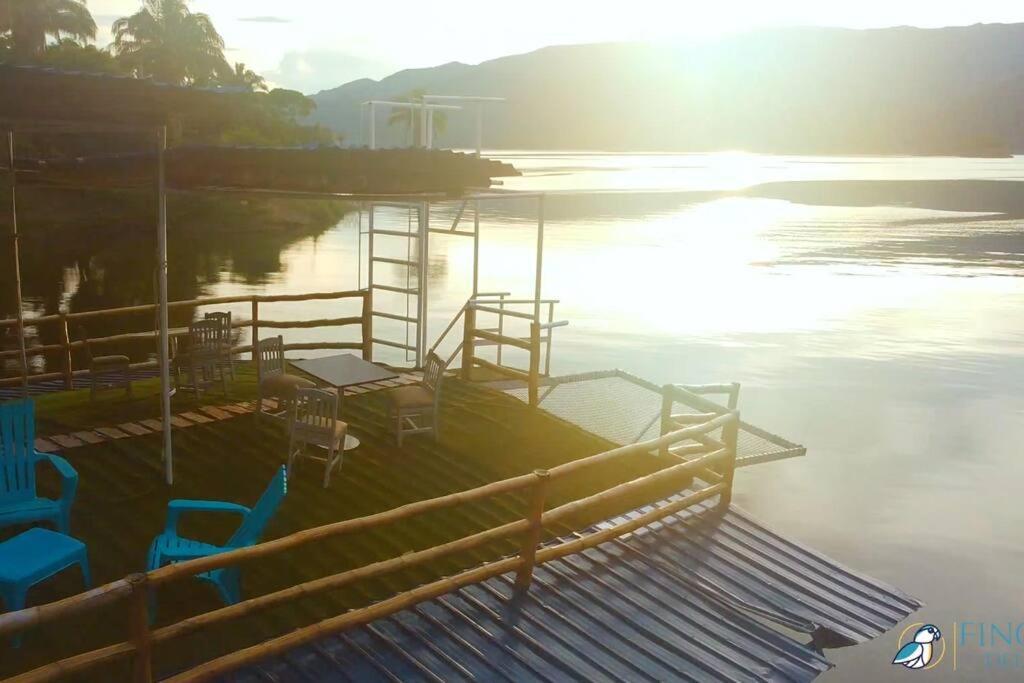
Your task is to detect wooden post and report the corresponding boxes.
[515,469,550,591]
[659,385,673,458]
[718,412,739,509]
[126,573,153,683]
[528,321,541,407]
[59,314,73,389]
[727,382,741,410]
[361,290,373,361]
[250,299,259,363]
[461,303,475,380]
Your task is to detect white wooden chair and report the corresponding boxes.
[385,352,444,447]
[256,336,313,421]
[173,320,229,399]
[204,311,236,381]
[287,387,347,487]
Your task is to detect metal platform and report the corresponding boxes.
[499,370,806,468]
[227,491,920,683]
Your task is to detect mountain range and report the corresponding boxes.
[310,24,1024,155]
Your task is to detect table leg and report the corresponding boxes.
[335,385,360,452]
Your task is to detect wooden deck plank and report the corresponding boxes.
[71,431,105,445]
[220,404,249,415]
[50,434,84,449]
[169,416,193,428]
[199,406,233,420]
[140,419,163,431]
[95,427,129,440]
[118,422,152,436]
[179,412,213,425]
[34,438,60,453]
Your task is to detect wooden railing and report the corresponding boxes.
[0,411,737,683]
[459,297,568,406]
[0,290,373,388]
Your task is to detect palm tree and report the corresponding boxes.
[112,0,228,85]
[229,62,267,92]
[387,89,448,146]
[0,0,97,61]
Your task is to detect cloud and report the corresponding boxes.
[265,50,397,94]
[238,16,292,24]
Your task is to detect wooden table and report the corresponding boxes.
[290,354,399,451]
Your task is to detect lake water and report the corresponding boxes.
[12,152,1024,679]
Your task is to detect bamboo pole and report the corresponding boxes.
[126,574,153,683]
[151,516,530,646]
[58,314,73,389]
[6,128,28,398]
[659,385,673,458]
[0,412,737,665]
[471,356,529,382]
[543,449,728,526]
[473,328,530,351]
[515,469,549,590]
[0,290,367,329]
[163,554,525,683]
[5,641,136,683]
[163,482,725,683]
[148,471,537,585]
[0,578,134,639]
[460,304,475,379]
[528,321,540,407]
[719,410,739,509]
[250,299,258,363]
[255,317,363,329]
[361,290,372,361]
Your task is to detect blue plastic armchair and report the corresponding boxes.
[147,466,287,606]
[0,400,78,534]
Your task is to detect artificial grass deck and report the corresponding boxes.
[4,372,680,680]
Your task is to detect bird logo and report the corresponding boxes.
[893,624,943,670]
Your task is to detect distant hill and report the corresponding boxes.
[311,24,1024,156]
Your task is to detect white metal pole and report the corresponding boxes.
[418,201,429,367]
[156,126,173,485]
[426,110,434,150]
[475,102,483,156]
[6,129,28,398]
[472,199,480,296]
[367,203,375,290]
[420,102,428,148]
[534,195,545,323]
[368,102,376,150]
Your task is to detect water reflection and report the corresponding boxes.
[4,154,1024,679]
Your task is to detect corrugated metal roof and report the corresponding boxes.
[225,490,919,683]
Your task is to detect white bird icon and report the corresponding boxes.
[892,624,942,669]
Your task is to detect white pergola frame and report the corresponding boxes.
[361,95,505,154]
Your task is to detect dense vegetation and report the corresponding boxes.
[0,0,335,146]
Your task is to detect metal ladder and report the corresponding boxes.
[361,202,428,367]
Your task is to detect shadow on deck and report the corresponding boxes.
[4,365,673,679]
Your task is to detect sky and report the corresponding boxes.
[89,1,1024,93]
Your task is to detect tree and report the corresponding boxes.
[0,0,96,60]
[387,89,448,146]
[39,38,123,73]
[112,0,228,85]
[229,62,267,92]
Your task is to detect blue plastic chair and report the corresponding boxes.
[147,466,287,606]
[0,400,78,534]
[0,527,91,646]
